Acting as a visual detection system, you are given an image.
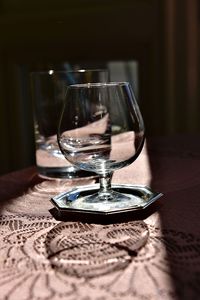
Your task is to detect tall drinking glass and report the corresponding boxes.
[30,69,109,179]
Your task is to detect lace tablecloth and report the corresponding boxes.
[0,136,200,300]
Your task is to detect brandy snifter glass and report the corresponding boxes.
[57,82,145,213]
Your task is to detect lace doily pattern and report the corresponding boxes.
[0,215,199,300]
[46,220,149,278]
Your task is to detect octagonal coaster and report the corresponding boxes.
[50,184,163,216]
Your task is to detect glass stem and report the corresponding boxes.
[98,173,113,198]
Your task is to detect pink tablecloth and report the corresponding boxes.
[0,135,200,300]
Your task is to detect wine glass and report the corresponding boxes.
[57,82,145,213]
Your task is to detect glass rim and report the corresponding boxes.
[30,69,108,76]
[68,82,130,89]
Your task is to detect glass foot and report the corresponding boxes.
[51,184,163,215]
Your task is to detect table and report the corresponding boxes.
[0,135,200,300]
